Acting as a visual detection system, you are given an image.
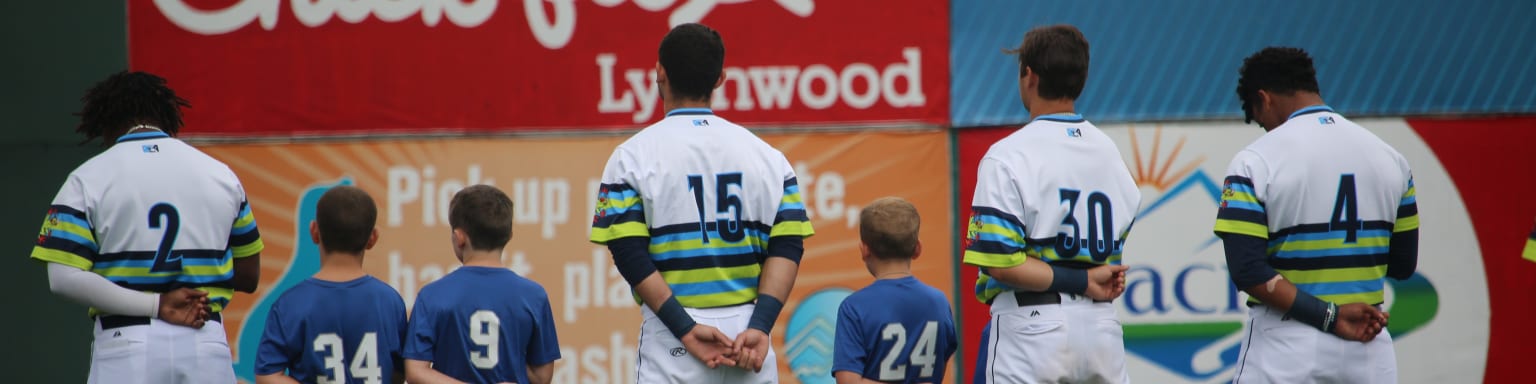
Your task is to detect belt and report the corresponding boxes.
[1011,290,1112,306]
[99,312,221,330]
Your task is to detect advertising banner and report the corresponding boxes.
[129,0,948,136]
[955,119,1498,383]
[200,130,954,383]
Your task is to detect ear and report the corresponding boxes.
[452,228,468,250]
[364,228,379,250]
[655,62,668,85]
[1022,66,1037,88]
[911,241,922,261]
[859,242,872,263]
[714,72,725,89]
[309,221,321,246]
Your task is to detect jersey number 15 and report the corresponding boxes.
[687,173,745,244]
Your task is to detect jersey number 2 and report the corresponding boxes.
[313,332,382,384]
[687,173,745,243]
[147,203,182,273]
[878,321,940,380]
[1331,174,1360,243]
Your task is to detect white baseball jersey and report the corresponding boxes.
[1214,105,1416,306]
[30,130,262,384]
[589,107,813,309]
[962,114,1140,384]
[963,114,1142,303]
[589,107,813,383]
[32,130,263,314]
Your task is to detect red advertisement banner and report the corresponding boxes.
[128,0,948,136]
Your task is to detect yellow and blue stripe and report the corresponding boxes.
[230,200,263,258]
[771,177,813,238]
[1394,178,1419,234]
[590,182,648,243]
[32,205,99,271]
[1214,176,1268,239]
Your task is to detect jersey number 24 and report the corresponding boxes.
[878,321,941,381]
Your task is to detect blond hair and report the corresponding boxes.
[859,197,921,260]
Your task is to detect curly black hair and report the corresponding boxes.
[1236,47,1321,124]
[658,23,725,102]
[75,71,190,145]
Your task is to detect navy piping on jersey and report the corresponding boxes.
[1287,105,1334,120]
[666,108,714,117]
[1031,113,1085,123]
[116,131,170,143]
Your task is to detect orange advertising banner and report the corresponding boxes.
[202,130,954,383]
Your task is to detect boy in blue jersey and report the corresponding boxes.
[834,197,957,384]
[404,185,561,384]
[256,186,407,384]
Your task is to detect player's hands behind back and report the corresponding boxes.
[1332,303,1389,342]
[1084,264,1130,301]
[731,328,770,372]
[158,287,210,328]
[681,324,738,368]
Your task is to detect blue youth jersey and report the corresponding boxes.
[833,276,957,383]
[256,276,407,383]
[404,266,561,384]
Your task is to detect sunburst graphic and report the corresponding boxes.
[1128,124,1206,192]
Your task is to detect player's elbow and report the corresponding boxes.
[527,362,555,384]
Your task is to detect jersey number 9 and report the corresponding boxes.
[469,310,501,369]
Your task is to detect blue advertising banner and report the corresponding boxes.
[951,0,1536,127]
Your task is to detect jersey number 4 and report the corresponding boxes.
[878,321,940,381]
[1331,174,1361,243]
[687,173,745,243]
[313,332,383,384]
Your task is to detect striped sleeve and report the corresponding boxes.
[229,200,264,258]
[962,158,1031,269]
[770,176,814,238]
[1393,177,1419,233]
[590,149,649,244]
[31,204,98,270]
[1213,151,1270,239]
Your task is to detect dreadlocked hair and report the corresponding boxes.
[75,71,190,145]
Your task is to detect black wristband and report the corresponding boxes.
[747,295,785,334]
[657,295,697,339]
[1286,290,1337,333]
[1046,265,1089,295]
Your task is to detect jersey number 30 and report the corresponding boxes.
[878,321,940,380]
[313,332,382,384]
[1056,189,1117,261]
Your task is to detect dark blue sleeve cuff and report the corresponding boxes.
[766,236,804,264]
[1386,229,1418,280]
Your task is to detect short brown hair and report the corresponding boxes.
[449,185,514,251]
[1007,24,1090,101]
[860,197,921,260]
[315,186,377,253]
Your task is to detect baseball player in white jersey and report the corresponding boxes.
[962,25,1137,383]
[1217,47,1410,383]
[31,71,264,383]
[588,23,814,383]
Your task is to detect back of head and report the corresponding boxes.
[450,185,514,251]
[316,186,378,254]
[658,23,726,102]
[1010,24,1090,100]
[1236,47,1321,124]
[860,197,921,260]
[76,71,191,145]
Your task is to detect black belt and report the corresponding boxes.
[99,312,221,330]
[1010,290,1112,306]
